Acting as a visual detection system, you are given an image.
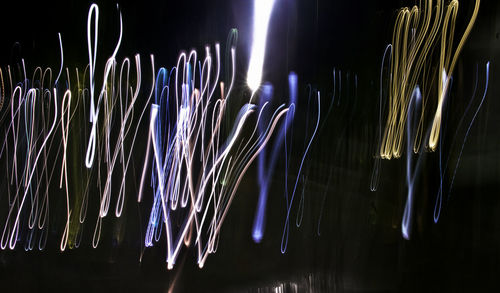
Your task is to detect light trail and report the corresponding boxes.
[434,62,490,223]
[401,86,422,240]
[380,0,481,160]
[282,90,320,253]
[247,0,276,93]
[0,1,489,273]
[252,72,297,243]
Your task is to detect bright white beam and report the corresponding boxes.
[247,0,276,92]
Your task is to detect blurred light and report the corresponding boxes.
[247,0,276,92]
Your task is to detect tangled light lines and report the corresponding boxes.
[0,3,296,269]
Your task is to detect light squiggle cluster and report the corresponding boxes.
[379,0,480,160]
[0,3,292,269]
[141,44,291,269]
[371,0,488,240]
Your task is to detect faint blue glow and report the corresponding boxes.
[402,86,422,240]
[253,73,297,243]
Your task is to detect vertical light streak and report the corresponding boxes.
[246,0,276,92]
[115,55,142,217]
[401,86,422,240]
[60,90,72,251]
[370,45,392,192]
[282,91,320,253]
[2,88,58,249]
[85,3,123,169]
[434,62,490,223]
[55,33,64,85]
[253,83,274,243]
[136,55,156,203]
[252,72,297,243]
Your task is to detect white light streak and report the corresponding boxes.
[246,0,276,92]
